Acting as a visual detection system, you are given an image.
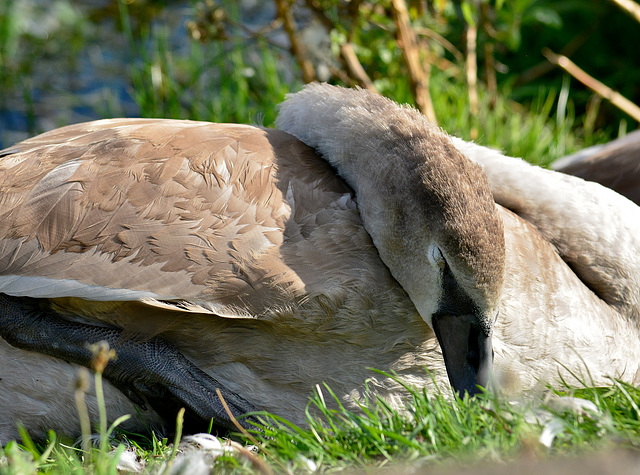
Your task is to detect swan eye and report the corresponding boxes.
[428,245,446,269]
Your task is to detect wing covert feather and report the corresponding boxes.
[0,119,361,319]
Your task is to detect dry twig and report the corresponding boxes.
[340,43,376,91]
[465,18,479,117]
[514,32,590,87]
[543,48,640,123]
[303,0,377,91]
[274,0,316,83]
[414,26,463,62]
[390,0,437,123]
[609,0,640,23]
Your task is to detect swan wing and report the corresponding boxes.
[0,119,358,320]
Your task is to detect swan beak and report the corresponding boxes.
[432,313,493,397]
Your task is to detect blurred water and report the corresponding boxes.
[0,0,317,149]
[0,0,204,148]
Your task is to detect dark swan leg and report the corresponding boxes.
[0,293,258,433]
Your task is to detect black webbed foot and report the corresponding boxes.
[0,294,259,433]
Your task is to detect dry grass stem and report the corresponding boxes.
[391,0,438,124]
[215,389,280,474]
[214,389,258,446]
[466,22,479,116]
[543,48,640,122]
[227,440,274,475]
[274,0,316,83]
[609,0,640,23]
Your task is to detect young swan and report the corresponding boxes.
[0,84,505,441]
[4,84,640,442]
[277,84,506,394]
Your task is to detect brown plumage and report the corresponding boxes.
[1,84,640,443]
[551,130,640,205]
[0,116,451,441]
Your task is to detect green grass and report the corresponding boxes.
[117,21,607,170]
[0,0,616,160]
[2,370,640,474]
[118,0,296,128]
[250,377,640,472]
[114,0,613,169]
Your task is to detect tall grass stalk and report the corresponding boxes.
[94,371,108,453]
[169,408,185,461]
[74,367,93,457]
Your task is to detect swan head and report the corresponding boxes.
[277,83,506,396]
[376,152,505,397]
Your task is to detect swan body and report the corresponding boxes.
[450,135,640,391]
[551,130,640,205]
[1,84,639,443]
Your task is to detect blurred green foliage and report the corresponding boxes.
[119,0,295,126]
[0,0,638,165]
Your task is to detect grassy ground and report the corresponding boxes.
[2,370,640,474]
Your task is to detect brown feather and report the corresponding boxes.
[553,129,640,205]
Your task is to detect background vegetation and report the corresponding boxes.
[1,0,639,163]
[1,0,640,473]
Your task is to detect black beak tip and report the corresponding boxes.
[452,367,490,398]
[432,314,493,398]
